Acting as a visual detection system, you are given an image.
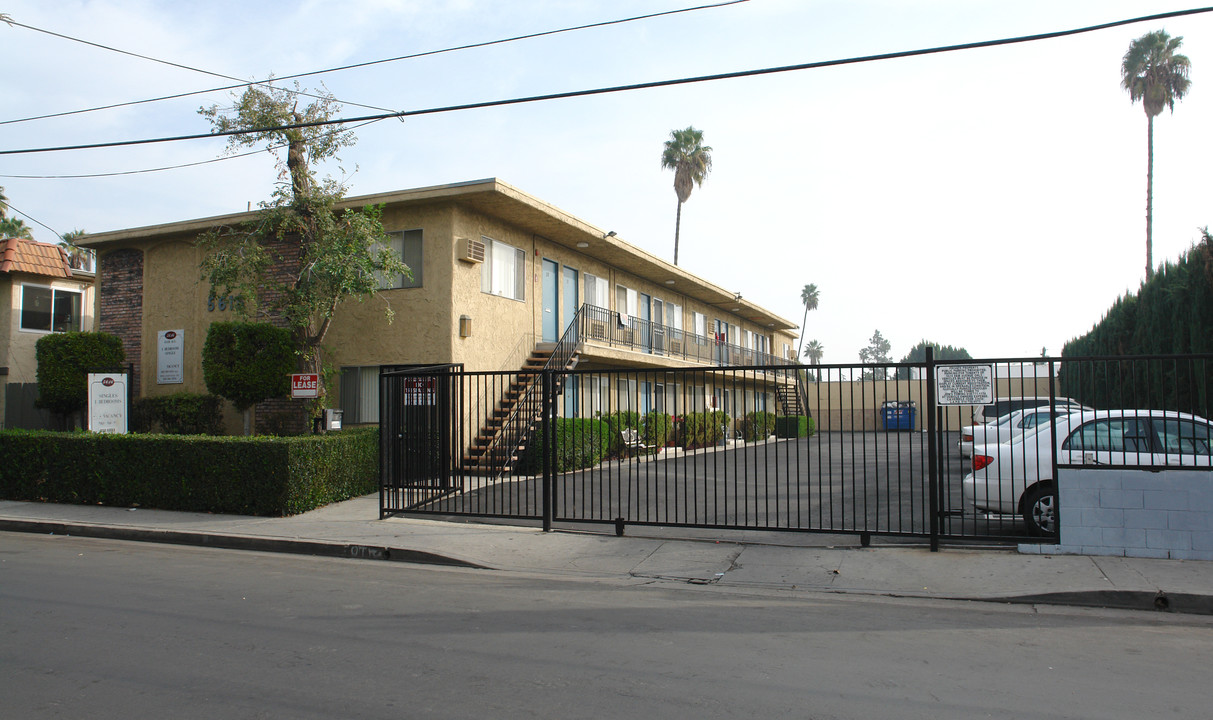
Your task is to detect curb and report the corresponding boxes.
[990,589,1213,616]
[0,519,491,570]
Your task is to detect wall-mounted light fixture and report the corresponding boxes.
[603,230,616,238]
[459,315,472,338]
[576,241,590,248]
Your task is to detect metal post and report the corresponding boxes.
[541,369,553,532]
[925,347,940,551]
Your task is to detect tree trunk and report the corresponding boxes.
[1146,113,1154,281]
[673,198,683,265]
[797,308,809,363]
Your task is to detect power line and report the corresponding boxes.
[1,0,749,127]
[4,5,1211,158]
[2,201,64,239]
[5,21,397,115]
[0,118,388,180]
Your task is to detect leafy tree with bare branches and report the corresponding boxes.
[198,82,409,411]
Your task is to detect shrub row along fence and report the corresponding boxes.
[0,427,379,516]
[381,354,1213,546]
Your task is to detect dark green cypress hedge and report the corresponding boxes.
[0,426,378,516]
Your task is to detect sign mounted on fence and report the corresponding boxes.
[88,373,128,434]
[291,373,320,398]
[404,376,437,406]
[935,364,994,406]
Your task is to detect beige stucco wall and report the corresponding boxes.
[2,273,96,386]
[805,375,1056,432]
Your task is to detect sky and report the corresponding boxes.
[3,0,1212,365]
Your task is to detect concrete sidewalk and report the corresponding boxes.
[3,495,1212,615]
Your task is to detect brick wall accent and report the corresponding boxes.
[98,248,144,393]
[253,232,311,435]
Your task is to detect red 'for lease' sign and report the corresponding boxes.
[291,373,320,398]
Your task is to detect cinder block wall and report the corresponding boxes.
[1033,469,1213,560]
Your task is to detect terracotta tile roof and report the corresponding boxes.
[0,237,73,279]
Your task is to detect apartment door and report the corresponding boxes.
[639,292,651,353]
[651,298,665,355]
[542,258,559,343]
[562,265,579,334]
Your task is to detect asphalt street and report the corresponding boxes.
[4,533,1212,720]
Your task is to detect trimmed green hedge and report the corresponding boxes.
[131,393,224,435]
[775,415,816,438]
[679,411,730,448]
[0,427,378,516]
[518,418,611,474]
[741,411,777,441]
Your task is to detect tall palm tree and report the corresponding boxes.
[60,229,94,270]
[0,185,9,220]
[803,339,824,365]
[796,283,819,361]
[660,126,712,265]
[0,217,34,240]
[1122,30,1191,281]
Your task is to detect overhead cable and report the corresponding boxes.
[0,0,749,126]
[3,5,1211,157]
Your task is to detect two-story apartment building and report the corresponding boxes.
[79,179,801,436]
[0,237,97,428]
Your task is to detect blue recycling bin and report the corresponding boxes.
[880,401,916,431]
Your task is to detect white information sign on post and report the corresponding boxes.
[88,373,128,434]
[935,364,995,406]
[157,329,184,384]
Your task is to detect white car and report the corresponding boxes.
[958,401,1086,457]
[962,409,1213,536]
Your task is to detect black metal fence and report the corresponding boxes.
[379,352,1213,547]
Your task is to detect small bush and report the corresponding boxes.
[641,411,674,447]
[517,418,611,474]
[35,332,126,422]
[0,427,378,516]
[132,393,224,435]
[679,410,730,448]
[202,322,293,412]
[741,411,776,441]
[601,410,640,456]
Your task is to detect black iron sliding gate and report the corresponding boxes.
[379,352,1213,547]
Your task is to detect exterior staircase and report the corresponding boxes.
[461,347,579,476]
[776,375,807,417]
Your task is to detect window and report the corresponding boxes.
[584,273,609,309]
[375,229,422,289]
[693,312,707,342]
[667,303,683,330]
[615,285,638,317]
[21,285,81,333]
[339,366,380,424]
[1154,418,1213,455]
[480,237,525,300]
[1063,418,1154,453]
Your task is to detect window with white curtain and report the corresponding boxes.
[584,273,609,309]
[339,366,380,424]
[480,236,525,301]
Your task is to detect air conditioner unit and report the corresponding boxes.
[458,237,485,263]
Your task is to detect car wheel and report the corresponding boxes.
[1022,484,1057,537]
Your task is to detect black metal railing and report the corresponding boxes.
[476,306,584,480]
[578,304,783,368]
[380,354,1213,547]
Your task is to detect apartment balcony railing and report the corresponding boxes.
[578,303,784,368]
